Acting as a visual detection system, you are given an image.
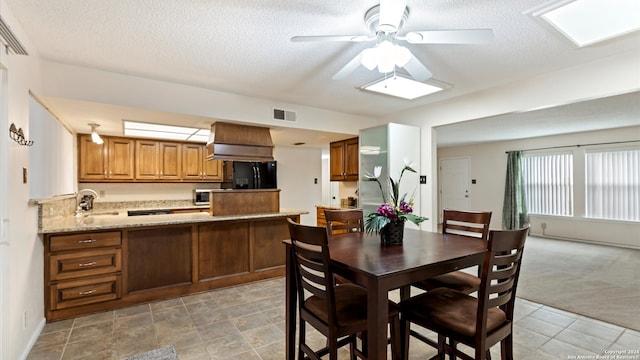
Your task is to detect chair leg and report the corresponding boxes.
[390,316,402,360]
[501,335,514,360]
[448,338,457,360]
[400,318,411,360]
[437,334,446,360]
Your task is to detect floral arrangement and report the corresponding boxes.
[364,161,428,234]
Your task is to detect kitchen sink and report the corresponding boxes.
[127,209,172,216]
[83,211,120,217]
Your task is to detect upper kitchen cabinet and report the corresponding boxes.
[182,144,223,182]
[78,135,134,181]
[330,137,359,181]
[135,140,182,181]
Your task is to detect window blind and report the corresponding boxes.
[521,153,573,216]
[586,149,640,221]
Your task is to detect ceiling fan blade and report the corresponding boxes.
[379,0,408,32]
[291,35,373,42]
[404,29,494,44]
[403,55,432,82]
[332,51,365,80]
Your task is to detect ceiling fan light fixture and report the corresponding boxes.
[360,40,414,74]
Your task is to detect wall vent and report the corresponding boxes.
[0,16,28,55]
[273,108,296,122]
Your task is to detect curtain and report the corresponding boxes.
[502,151,528,230]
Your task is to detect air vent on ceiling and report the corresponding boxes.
[273,108,296,122]
[0,16,28,56]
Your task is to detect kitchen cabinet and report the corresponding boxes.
[78,135,135,181]
[223,160,233,182]
[45,231,122,313]
[330,137,359,181]
[182,143,224,181]
[42,212,301,321]
[135,140,182,180]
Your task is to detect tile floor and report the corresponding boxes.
[27,276,640,360]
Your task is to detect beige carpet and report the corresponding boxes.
[517,236,640,331]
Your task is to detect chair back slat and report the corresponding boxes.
[476,224,529,329]
[325,209,364,236]
[442,209,492,240]
[287,218,338,324]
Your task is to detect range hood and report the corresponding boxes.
[206,122,274,161]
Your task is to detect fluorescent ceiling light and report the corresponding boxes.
[362,76,444,100]
[535,0,640,47]
[123,120,210,142]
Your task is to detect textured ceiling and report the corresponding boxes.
[4,0,640,146]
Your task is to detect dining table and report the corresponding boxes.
[284,228,488,360]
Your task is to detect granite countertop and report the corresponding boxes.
[40,209,308,234]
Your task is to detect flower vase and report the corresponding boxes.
[380,219,405,246]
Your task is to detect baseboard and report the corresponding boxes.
[19,317,46,360]
[529,233,640,250]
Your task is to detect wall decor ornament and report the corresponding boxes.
[9,123,34,146]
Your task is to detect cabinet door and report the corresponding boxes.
[159,142,181,180]
[203,157,223,181]
[135,140,160,180]
[345,137,359,181]
[107,138,135,180]
[223,161,233,182]
[127,226,192,292]
[78,134,107,181]
[182,144,203,180]
[329,141,346,181]
[199,222,249,279]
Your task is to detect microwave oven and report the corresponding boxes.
[193,189,212,205]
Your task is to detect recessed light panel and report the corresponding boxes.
[362,76,444,100]
[537,0,640,47]
[123,120,210,142]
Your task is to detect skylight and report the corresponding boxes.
[532,0,640,47]
[361,75,444,100]
[123,120,210,142]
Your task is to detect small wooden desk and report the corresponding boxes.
[284,229,487,360]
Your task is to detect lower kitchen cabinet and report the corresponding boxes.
[127,226,193,292]
[42,214,299,321]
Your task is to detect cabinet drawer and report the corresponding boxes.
[51,274,121,310]
[50,231,121,252]
[50,248,122,281]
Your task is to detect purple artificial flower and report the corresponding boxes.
[399,201,413,214]
[376,203,398,219]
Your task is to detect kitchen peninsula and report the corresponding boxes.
[37,190,305,322]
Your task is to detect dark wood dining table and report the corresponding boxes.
[284,228,488,360]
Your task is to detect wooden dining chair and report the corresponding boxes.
[413,209,492,294]
[324,209,365,236]
[400,225,530,360]
[287,218,401,360]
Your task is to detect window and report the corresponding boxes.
[521,152,573,216]
[586,148,640,221]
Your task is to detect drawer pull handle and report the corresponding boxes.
[78,290,96,295]
[78,239,97,244]
[78,261,97,267]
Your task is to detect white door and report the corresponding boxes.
[439,157,471,222]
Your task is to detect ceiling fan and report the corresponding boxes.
[291,0,493,81]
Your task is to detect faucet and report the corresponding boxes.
[76,189,99,213]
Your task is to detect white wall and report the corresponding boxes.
[0,4,49,360]
[438,126,640,248]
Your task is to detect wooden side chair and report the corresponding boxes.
[324,209,365,236]
[287,219,401,360]
[413,209,492,294]
[400,225,530,360]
